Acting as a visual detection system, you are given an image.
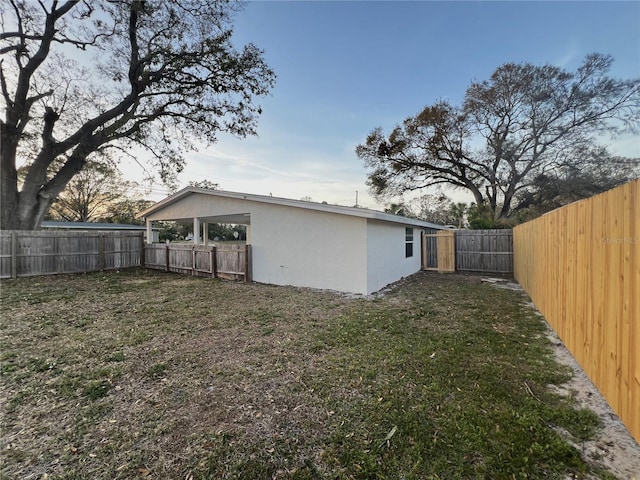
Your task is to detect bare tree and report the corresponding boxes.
[384,202,413,217]
[99,197,154,225]
[1,1,275,229]
[356,54,639,219]
[408,194,456,225]
[48,162,130,222]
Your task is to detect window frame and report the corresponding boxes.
[405,227,414,258]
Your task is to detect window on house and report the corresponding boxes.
[405,227,414,258]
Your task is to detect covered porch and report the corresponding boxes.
[144,212,251,247]
[143,212,252,281]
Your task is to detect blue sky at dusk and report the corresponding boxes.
[135,1,640,208]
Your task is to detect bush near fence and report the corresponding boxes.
[514,178,639,443]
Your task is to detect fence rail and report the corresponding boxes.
[514,178,639,443]
[0,230,143,279]
[144,243,251,281]
[456,229,513,274]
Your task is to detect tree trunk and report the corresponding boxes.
[0,148,33,229]
[0,190,55,230]
[499,188,516,219]
[1,145,88,230]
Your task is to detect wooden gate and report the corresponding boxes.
[421,230,455,273]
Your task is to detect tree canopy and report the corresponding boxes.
[356,54,640,219]
[1,0,275,230]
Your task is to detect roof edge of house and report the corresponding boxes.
[136,187,445,229]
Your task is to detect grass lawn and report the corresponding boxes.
[0,269,615,479]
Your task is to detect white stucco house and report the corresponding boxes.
[137,188,444,295]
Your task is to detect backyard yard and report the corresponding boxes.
[0,269,630,479]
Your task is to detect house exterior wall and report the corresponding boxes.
[250,205,368,294]
[366,221,422,294]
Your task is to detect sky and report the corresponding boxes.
[126,1,640,209]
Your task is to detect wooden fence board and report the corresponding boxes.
[455,229,513,274]
[0,231,142,278]
[422,230,455,273]
[216,244,247,280]
[514,178,639,443]
[436,230,456,272]
[143,243,249,281]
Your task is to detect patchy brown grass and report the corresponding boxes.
[0,269,615,479]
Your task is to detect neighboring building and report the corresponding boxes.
[41,221,160,243]
[137,188,444,295]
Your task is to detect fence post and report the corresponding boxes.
[54,235,61,274]
[11,231,17,279]
[244,244,251,282]
[98,233,105,271]
[212,246,217,278]
[139,233,145,267]
[192,245,196,276]
[165,244,170,272]
[421,231,426,270]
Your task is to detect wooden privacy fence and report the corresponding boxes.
[144,243,251,281]
[456,229,513,274]
[0,230,251,282]
[0,230,143,279]
[514,178,639,442]
[421,229,513,274]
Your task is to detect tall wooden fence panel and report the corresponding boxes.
[0,231,143,279]
[456,229,513,274]
[513,179,639,442]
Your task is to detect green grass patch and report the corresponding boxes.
[0,269,621,479]
[83,379,112,401]
[147,362,169,380]
[106,351,126,362]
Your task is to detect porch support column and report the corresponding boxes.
[193,217,201,245]
[202,222,209,246]
[146,219,154,244]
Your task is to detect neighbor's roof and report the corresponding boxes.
[41,221,157,231]
[137,187,444,230]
